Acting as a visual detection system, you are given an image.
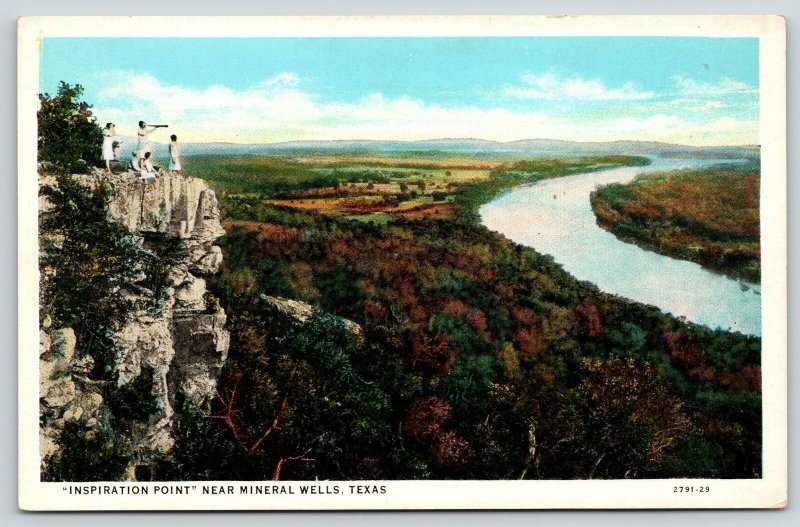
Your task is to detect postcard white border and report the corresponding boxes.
[18,15,787,511]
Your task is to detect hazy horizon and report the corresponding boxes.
[123,135,760,150]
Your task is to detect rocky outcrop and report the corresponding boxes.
[40,170,230,463]
[260,295,363,337]
[73,171,227,275]
[39,327,102,460]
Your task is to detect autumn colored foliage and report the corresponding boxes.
[591,163,761,282]
[155,154,763,481]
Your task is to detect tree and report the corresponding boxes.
[38,82,103,172]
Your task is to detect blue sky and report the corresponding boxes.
[39,37,759,145]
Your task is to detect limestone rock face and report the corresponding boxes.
[39,327,104,460]
[74,172,225,241]
[169,311,230,407]
[40,171,230,465]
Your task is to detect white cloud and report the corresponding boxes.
[504,72,654,101]
[685,100,726,112]
[672,75,757,97]
[604,114,756,146]
[93,71,756,146]
[99,71,317,126]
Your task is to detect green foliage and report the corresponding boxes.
[159,151,760,481]
[226,196,325,227]
[695,327,761,371]
[442,354,497,420]
[108,366,160,425]
[157,395,248,481]
[183,155,391,196]
[429,312,485,356]
[317,270,367,319]
[139,235,189,315]
[42,410,132,482]
[40,176,143,376]
[256,258,294,297]
[38,82,103,173]
[157,292,426,480]
[591,164,761,282]
[644,434,735,479]
[281,312,400,454]
[607,322,647,358]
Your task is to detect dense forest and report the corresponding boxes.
[591,161,761,283]
[163,154,762,480]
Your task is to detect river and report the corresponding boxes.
[479,158,761,336]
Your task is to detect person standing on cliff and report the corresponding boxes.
[102,122,116,173]
[168,134,182,171]
[137,120,160,159]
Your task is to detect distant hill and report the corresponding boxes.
[130,136,760,161]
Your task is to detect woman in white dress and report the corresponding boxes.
[140,151,158,180]
[137,120,161,158]
[102,123,115,172]
[168,134,182,171]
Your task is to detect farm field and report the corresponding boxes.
[184,154,647,224]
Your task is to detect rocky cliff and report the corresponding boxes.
[40,170,230,467]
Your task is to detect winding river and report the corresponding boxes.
[479,158,761,336]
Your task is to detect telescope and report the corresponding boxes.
[151,124,169,128]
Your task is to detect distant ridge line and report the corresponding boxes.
[126,135,758,159]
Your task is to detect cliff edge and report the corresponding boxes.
[39,170,230,472]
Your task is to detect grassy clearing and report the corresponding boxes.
[342,213,396,225]
[295,155,504,170]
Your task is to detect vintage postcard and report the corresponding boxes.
[18,16,786,510]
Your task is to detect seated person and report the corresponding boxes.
[140,151,159,180]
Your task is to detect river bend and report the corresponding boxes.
[479,158,761,336]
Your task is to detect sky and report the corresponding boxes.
[39,37,759,146]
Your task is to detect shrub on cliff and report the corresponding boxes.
[40,176,172,480]
[38,81,103,173]
[40,176,145,376]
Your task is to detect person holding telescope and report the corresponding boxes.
[137,120,168,160]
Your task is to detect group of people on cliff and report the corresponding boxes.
[101,121,182,180]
